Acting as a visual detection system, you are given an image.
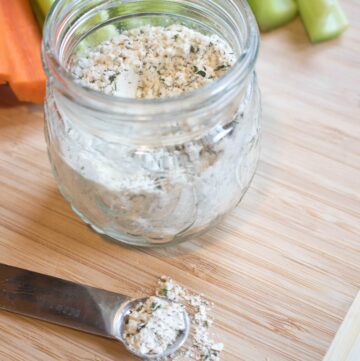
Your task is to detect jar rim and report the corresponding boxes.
[42,0,259,117]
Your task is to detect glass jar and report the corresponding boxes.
[42,0,261,246]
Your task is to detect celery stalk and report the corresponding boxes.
[247,0,298,32]
[30,0,46,27]
[36,0,54,17]
[30,0,54,29]
[297,0,348,43]
[30,0,118,52]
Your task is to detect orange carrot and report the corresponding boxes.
[0,7,10,84]
[0,0,46,104]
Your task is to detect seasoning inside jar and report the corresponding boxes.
[71,25,236,99]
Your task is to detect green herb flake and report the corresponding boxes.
[196,70,207,77]
[109,74,117,83]
[161,288,168,297]
[215,64,228,71]
[151,302,160,311]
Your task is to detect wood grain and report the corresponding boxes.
[0,1,359,360]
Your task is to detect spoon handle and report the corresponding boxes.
[0,263,130,338]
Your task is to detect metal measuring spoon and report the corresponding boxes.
[0,263,190,359]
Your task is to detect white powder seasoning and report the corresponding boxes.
[123,296,186,356]
[122,277,224,360]
[71,24,236,98]
[156,276,224,361]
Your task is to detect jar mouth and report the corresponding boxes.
[42,0,259,117]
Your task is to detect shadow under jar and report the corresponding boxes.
[42,0,261,247]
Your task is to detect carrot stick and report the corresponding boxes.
[0,7,10,84]
[0,0,46,104]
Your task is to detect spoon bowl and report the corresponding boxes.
[113,297,191,359]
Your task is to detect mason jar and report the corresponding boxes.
[42,0,261,246]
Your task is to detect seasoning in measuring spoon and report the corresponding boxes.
[123,296,186,356]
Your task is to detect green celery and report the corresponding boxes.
[30,0,118,52]
[247,0,298,32]
[30,0,46,27]
[297,0,348,43]
[36,0,54,17]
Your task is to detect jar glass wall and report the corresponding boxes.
[42,0,261,246]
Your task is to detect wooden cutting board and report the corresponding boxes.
[0,1,359,360]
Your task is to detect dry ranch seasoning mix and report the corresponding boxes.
[123,296,187,356]
[123,276,224,360]
[71,25,236,98]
